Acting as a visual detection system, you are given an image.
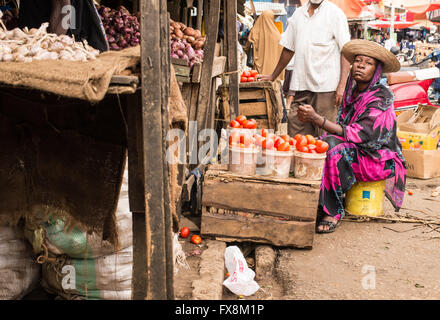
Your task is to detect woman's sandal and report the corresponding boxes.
[316,219,341,234]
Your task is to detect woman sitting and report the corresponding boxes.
[297,39,407,233]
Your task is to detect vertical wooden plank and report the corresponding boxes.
[197,0,204,31]
[196,0,221,135]
[225,0,239,120]
[126,91,145,214]
[160,5,174,300]
[136,0,167,300]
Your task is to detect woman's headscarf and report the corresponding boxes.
[339,61,387,124]
[247,10,284,80]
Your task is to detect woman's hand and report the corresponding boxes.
[297,104,320,123]
[256,74,275,82]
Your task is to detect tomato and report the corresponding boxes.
[277,141,291,152]
[255,134,264,146]
[308,144,317,152]
[289,137,296,147]
[244,118,257,129]
[247,77,255,82]
[261,129,268,137]
[262,138,274,149]
[229,120,240,128]
[298,145,309,153]
[180,227,190,238]
[266,133,276,141]
[236,115,247,124]
[310,149,317,154]
[281,134,290,142]
[274,137,285,149]
[295,135,308,147]
[191,234,202,245]
[306,135,316,145]
[229,131,240,146]
[250,70,258,77]
[242,71,251,77]
[316,141,329,153]
[240,134,251,147]
[240,76,248,83]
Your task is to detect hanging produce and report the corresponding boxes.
[97,5,140,51]
[170,19,205,68]
[0,22,100,62]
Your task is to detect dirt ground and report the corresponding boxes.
[176,177,440,300]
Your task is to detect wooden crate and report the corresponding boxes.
[220,81,283,132]
[201,164,321,248]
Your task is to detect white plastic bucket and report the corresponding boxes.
[260,149,294,179]
[293,150,326,180]
[228,146,259,176]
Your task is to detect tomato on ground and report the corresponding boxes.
[180,227,190,238]
[191,235,202,245]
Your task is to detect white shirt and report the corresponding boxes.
[286,56,295,71]
[384,38,397,51]
[280,0,350,92]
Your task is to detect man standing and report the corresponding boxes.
[383,32,397,51]
[258,0,351,137]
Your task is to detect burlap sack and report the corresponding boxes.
[0,46,140,103]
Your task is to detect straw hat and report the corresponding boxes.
[342,39,401,73]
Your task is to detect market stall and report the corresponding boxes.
[0,0,229,300]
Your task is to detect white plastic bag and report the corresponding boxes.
[223,246,259,296]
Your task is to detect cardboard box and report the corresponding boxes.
[397,104,440,151]
[402,149,440,179]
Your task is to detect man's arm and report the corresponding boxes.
[333,9,351,107]
[49,0,71,35]
[335,54,350,107]
[257,47,294,82]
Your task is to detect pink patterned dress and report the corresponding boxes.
[319,63,407,221]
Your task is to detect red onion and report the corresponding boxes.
[99,5,141,51]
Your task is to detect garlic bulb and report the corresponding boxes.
[0,22,102,62]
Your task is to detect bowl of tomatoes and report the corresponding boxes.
[228,117,260,176]
[240,70,259,83]
[255,129,295,179]
[291,134,328,180]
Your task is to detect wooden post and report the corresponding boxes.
[196,0,221,136]
[197,0,204,31]
[132,0,172,300]
[160,6,175,299]
[225,0,239,120]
